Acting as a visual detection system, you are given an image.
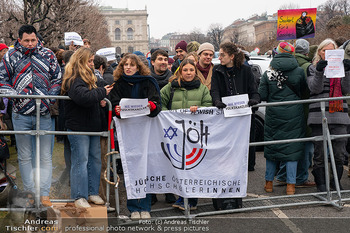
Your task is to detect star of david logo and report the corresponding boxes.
[164,126,178,140]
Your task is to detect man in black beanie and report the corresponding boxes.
[171,40,187,74]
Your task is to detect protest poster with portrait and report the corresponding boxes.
[277,8,317,40]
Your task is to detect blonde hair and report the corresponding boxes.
[61,47,96,94]
[184,52,199,64]
[313,38,337,65]
[113,54,151,81]
[169,59,200,86]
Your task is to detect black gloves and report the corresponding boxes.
[248,99,259,107]
[316,60,328,72]
[344,59,350,71]
[215,100,227,109]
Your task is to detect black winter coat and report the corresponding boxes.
[109,78,161,118]
[210,64,260,104]
[64,77,107,132]
[103,66,115,85]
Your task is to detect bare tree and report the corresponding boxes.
[207,24,224,51]
[0,0,111,50]
[338,0,350,15]
[188,28,208,44]
[279,3,300,10]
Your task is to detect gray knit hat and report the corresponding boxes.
[197,42,215,55]
[295,39,310,55]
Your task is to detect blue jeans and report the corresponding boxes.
[127,194,152,213]
[67,130,101,200]
[276,142,314,185]
[265,159,297,184]
[12,112,53,196]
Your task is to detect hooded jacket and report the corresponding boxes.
[0,40,61,115]
[259,53,307,161]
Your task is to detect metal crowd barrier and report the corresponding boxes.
[145,95,350,221]
[1,94,350,221]
[0,94,119,214]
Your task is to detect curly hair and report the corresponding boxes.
[169,59,199,86]
[219,42,245,68]
[61,47,96,94]
[113,54,151,81]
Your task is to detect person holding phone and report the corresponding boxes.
[62,47,113,208]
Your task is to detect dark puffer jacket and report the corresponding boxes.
[259,53,308,161]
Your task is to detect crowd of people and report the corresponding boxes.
[0,24,350,220]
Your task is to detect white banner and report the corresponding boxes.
[115,107,251,199]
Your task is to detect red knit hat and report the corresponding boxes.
[175,40,187,52]
[0,43,8,52]
[168,57,175,64]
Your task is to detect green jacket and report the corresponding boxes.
[259,53,308,161]
[294,53,311,77]
[161,80,212,110]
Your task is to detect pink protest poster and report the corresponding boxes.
[277,8,317,40]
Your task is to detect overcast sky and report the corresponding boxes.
[99,0,327,39]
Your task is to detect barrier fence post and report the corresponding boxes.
[35,99,41,209]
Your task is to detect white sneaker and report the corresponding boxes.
[140,211,151,219]
[88,195,104,205]
[75,198,91,208]
[130,212,141,220]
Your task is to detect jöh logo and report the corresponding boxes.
[161,119,209,170]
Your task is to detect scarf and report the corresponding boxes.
[197,63,211,79]
[121,72,161,100]
[266,68,288,89]
[150,66,172,88]
[171,78,201,90]
[329,78,343,113]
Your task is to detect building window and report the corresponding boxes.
[116,47,121,54]
[115,28,121,40]
[128,46,134,53]
[127,28,133,40]
[128,20,132,24]
[115,20,120,25]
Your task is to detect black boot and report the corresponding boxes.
[312,168,326,192]
[151,194,158,205]
[165,193,176,203]
[330,166,343,191]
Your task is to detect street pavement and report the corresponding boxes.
[108,151,350,233]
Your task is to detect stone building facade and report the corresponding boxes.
[100,6,149,55]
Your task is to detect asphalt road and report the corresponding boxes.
[107,151,350,233]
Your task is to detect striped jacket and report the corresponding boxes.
[0,40,61,115]
[307,64,350,125]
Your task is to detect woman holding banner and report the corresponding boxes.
[62,47,113,208]
[110,54,161,220]
[307,39,350,192]
[161,58,212,210]
[259,42,308,195]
